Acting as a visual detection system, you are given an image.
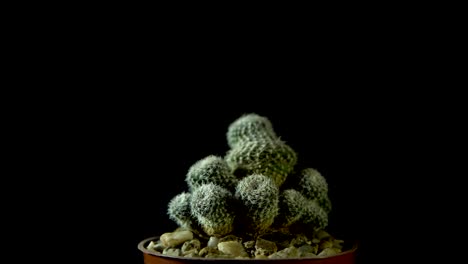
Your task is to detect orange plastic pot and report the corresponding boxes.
[138,236,358,264]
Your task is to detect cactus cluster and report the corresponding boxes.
[167,113,332,238]
[225,114,297,187]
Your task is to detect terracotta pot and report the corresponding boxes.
[138,236,358,264]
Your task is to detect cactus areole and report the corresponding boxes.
[140,113,357,261]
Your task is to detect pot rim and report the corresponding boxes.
[138,236,358,261]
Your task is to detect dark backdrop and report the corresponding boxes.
[23,10,447,264]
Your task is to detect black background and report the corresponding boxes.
[29,17,442,263]
[9,5,459,263]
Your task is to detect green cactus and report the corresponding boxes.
[167,192,193,228]
[186,155,238,192]
[165,113,333,240]
[301,199,329,231]
[274,188,329,232]
[225,113,297,187]
[225,139,297,187]
[234,174,279,235]
[190,183,235,236]
[226,113,277,149]
[274,189,308,228]
[295,168,332,213]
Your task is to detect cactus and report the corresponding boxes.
[274,188,329,232]
[226,113,277,148]
[295,168,332,213]
[301,199,329,232]
[274,189,308,227]
[234,174,279,234]
[186,155,238,192]
[190,183,236,236]
[166,113,333,240]
[225,114,297,188]
[225,138,297,187]
[167,192,193,228]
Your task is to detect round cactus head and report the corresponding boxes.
[300,199,329,232]
[295,168,332,213]
[186,155,238,191]
[227,113,277,148]
[190,183,236,236]
[225,139,297,187]
[167,192,193,228]
[234,174,279,235]
[274,189,308,228]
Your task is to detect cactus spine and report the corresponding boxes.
[295,168,332,213]
[227,113,277,148]
[225,113,297,187]
[186,155,238,192]
[235,174,279,234]
[301,199,329,231]
[167,192,193,228]
[274,188,329,231]
[190,183,235,236]
[274,189,308,227]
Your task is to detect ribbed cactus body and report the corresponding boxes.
[225,139,297,187]
[227,113,277,149]
[301,199,329,231]
[274,189,308,227]
[295,168,332,213]
[235,174,279,234]
[186,155,238,191]
[167,192,193,228]
[190,183,235,236]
